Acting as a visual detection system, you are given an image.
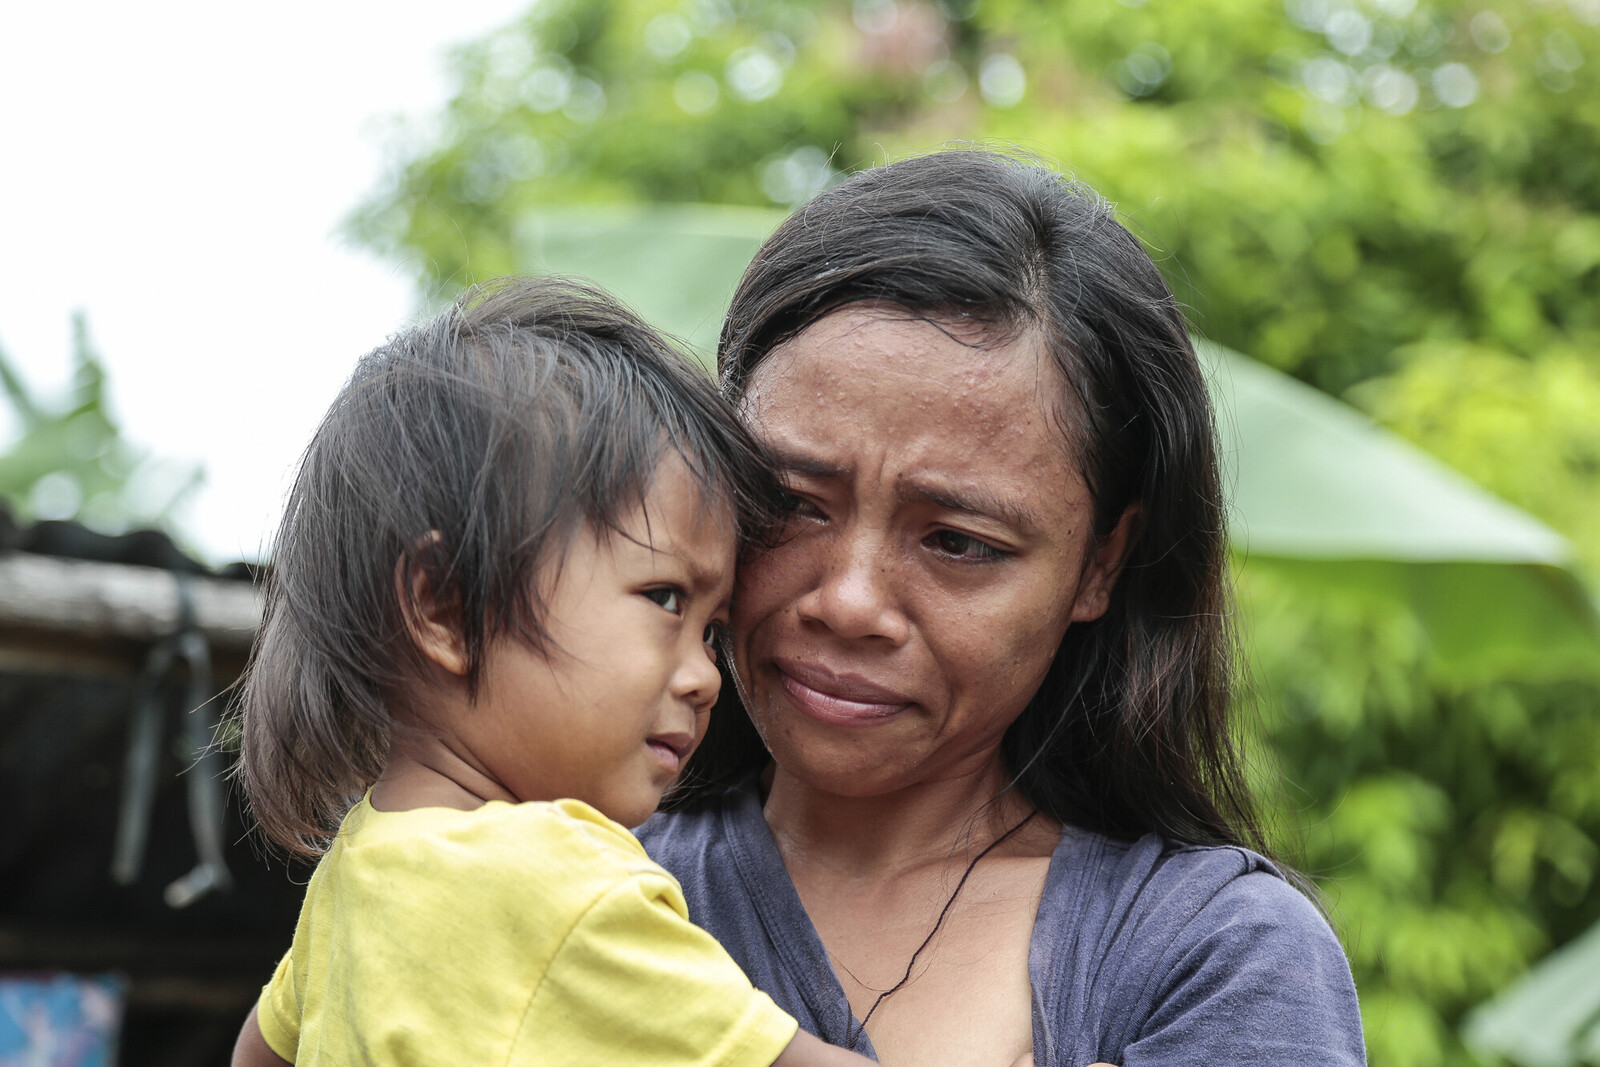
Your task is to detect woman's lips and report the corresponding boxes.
[774,659,912,725]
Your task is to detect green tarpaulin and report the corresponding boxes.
[1463,919,1600,1067]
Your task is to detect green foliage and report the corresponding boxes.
[1244,556,1600,1066]
[0,315,201,534]
[1354,345,1600,579]
[975,0,1600,396]
[350,1,1600,1062]
[349,0,910,288]
[353,0,1600,390]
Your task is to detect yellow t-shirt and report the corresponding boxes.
[256,796,798,1065]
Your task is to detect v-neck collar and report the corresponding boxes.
[715,774,1097,1063]
[718,777,880,1058]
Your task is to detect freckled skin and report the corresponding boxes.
[733,306,1119,803]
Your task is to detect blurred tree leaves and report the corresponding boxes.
[0,315,200,535]
[1244,555,1600,1066]
[347,0,1600,1062]
[1355,346,1600,581]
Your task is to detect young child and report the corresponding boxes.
[230,277,872,1066]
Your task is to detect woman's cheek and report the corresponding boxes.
[734,537,810,633]
[953,575,1075,700]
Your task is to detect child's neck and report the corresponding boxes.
[369,728,519,813]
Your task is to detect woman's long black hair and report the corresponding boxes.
[669,149,1269,857]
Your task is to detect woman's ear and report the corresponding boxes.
[395,532,470,677]
[1068,504,1142,625]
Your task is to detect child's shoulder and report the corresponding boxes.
[338,795,666,892]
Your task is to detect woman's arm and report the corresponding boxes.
[232,1006,290,1067]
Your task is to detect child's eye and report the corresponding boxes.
[928,530,1007,562]
[645,587,684,614]
[703,622,729,660]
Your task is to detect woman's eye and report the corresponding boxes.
[645,587,684,614]
[930,530,1005,562]
[776,490,824,521]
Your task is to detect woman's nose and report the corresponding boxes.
[795,528,910,644]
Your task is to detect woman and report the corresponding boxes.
[639,150,1364,1065]
[236,149,1364,1065]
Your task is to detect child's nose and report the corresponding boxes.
[673,641,723,711]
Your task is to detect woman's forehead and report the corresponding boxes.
[741,307,1088,518]
[746,307,1067,432]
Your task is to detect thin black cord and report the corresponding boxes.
[843,810,1038,1048]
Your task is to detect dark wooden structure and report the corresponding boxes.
[0,519,303,1066]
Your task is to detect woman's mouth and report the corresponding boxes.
[775,659,912,725]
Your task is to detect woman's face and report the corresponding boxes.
[731,306,1130,798]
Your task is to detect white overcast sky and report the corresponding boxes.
[0,1,531,564]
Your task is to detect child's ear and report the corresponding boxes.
[395,532,470,677]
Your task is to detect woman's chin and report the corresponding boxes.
[771,757,910,799]
[756,716,915,797]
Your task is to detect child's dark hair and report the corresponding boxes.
[236,275,778,857]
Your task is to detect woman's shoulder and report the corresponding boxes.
[1043,827,1341,970]
[1084,828,1311,903]
[1038,828,1365,1065]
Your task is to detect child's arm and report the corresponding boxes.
[771,1028,875,1066]
[776,1036,1112,1065]
[231,1006,290,1067]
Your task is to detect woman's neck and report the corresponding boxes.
[760,760,1054,881]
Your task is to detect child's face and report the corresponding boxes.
[463,452,736,827]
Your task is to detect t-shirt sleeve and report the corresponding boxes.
[1122,870,1366,1066]
[510,870,799,1067]
[255,947,300,1062]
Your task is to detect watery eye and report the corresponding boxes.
[646,588,683,614]
[931,530,1004,562]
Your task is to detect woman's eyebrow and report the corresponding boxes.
[768,443,1043,529]
[767,445,844,479]
[901,479,1044,532]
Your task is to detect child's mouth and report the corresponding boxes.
[646,733,693,774]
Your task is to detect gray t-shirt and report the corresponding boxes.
[638,778,1366,1065]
